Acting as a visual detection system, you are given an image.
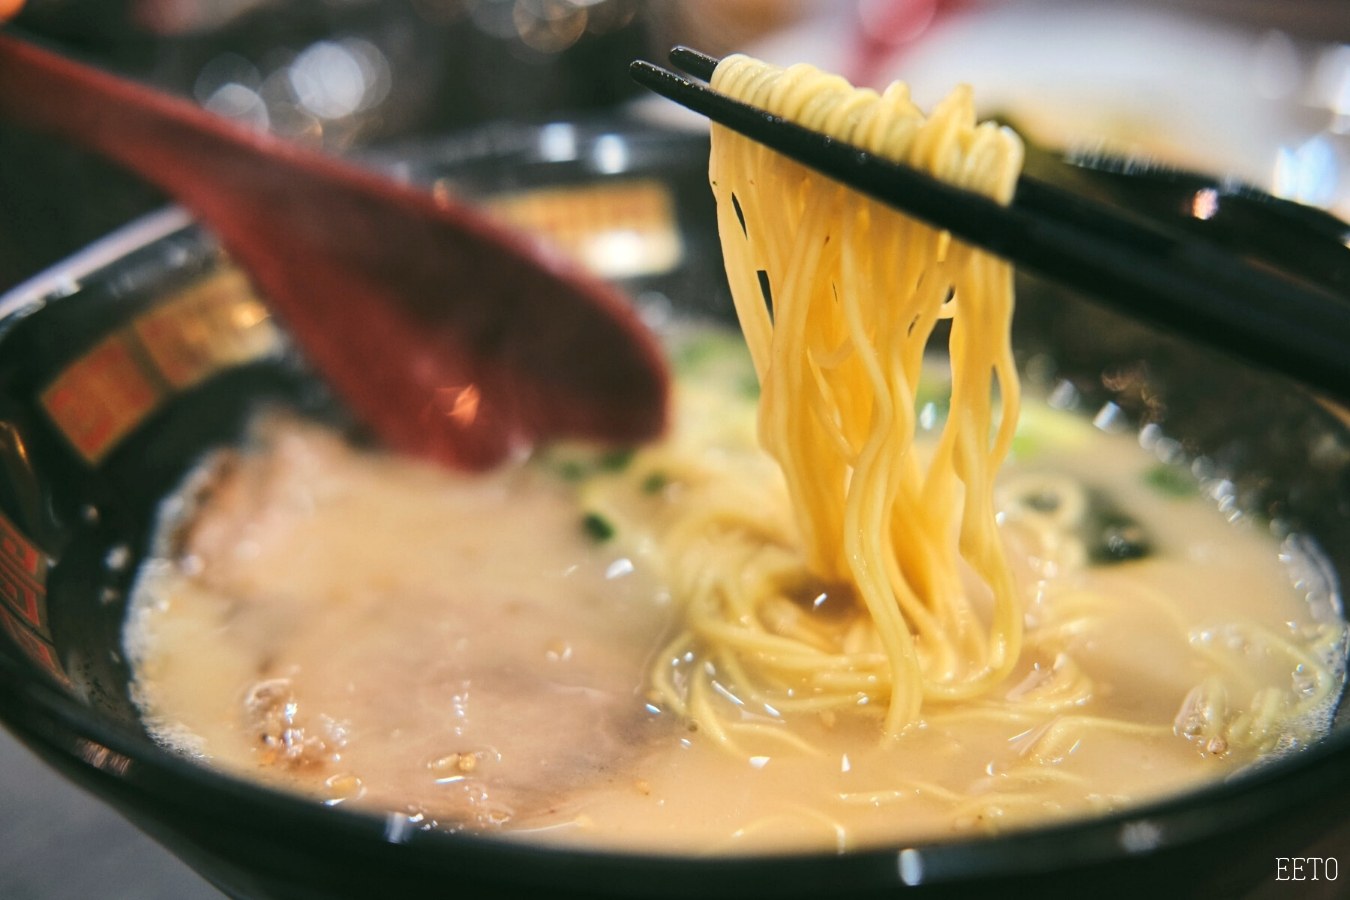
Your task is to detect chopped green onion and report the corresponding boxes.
[738,373,761,399]
[599,448,635,472]
[641,471,669,495]
[555,459,588,482]
[582,512,615,542]
[1144,464,1197,498]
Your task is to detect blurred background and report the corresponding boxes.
[2,2,1350,897]
[3,0,1350,295]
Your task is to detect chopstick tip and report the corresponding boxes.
[669,46,718,81]
[628,59,669,88]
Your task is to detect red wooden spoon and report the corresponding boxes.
[0,33,668,469]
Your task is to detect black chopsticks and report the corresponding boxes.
[631,47,1350,401]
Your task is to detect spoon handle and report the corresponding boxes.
[0,33,669,469]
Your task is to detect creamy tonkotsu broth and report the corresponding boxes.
[125,325,1348,853]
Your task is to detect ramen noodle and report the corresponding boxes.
[672,54,1024,738]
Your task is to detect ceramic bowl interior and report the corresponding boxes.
[1,120,1349,899]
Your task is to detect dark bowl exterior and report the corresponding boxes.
[1,121,1349,899]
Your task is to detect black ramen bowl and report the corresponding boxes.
[1,120,1348,899]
